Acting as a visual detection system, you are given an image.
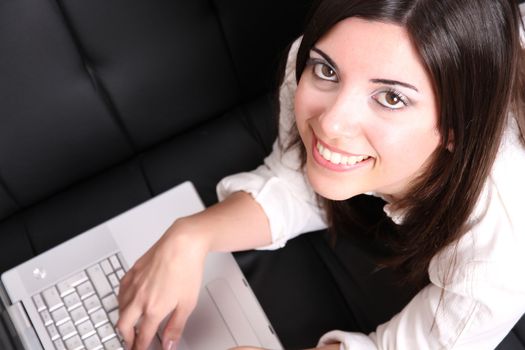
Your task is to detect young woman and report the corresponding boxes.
[116,0,525,349]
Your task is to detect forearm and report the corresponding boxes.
[170,191,272,253]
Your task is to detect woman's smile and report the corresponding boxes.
[312,133,373,172]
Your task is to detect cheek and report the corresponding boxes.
[380,126,441,172]
[293,83,313,145]
[294,80,326,129]
[294,82,312,124]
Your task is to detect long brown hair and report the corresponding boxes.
[287,0,525,286]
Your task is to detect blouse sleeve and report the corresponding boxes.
[216,37,327,250]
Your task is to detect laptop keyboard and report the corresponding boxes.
[31,254,125,350]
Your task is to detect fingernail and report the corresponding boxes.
[164,339,175,350]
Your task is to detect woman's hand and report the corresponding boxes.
[116,218,210,350]
[116,191,273,350]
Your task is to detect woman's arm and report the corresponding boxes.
[116,191,274,350]
[177,191,274,252]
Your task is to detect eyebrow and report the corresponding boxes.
[311,47,419,93]
[311,47,339,72]
[370,79,419,92]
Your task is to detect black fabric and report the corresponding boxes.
[235,233,356,350]
[235,229,420,350]
[233,197,422,349]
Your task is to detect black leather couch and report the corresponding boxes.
[0,0,523,349]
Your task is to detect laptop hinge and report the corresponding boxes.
[0,284,22,350]
[0,298,42,350]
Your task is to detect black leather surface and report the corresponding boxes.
[0,0,304,267]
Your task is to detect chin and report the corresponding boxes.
[305,165,360,201]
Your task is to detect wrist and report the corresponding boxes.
[167,216,214,255]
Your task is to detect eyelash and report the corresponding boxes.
[373,89,409,111]
[306,58,338,82]
[305,57,410,110]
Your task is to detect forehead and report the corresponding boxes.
[315,18,431,91]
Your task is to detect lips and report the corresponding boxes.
[316,141,370,165]
[311,136,372,171]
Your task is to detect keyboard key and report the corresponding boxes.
[96,323,115,342]
[78,319,95,338]
[107,274,119,288]
[108,309,119,326]
[64,292,82,311]
[47,323,60,340]
[51,306,70,325]
[33,294,46,312]
[54,338,67,350]
[77,281,95,299]
[71,306,89,325]
[102,294,118,312]
[100,260,113,275]
[64,334,84,350]
[84,333,103,350]
[90,308,108,328]
[84,294,102,314]
[57,271,88,297]
[103,337,123,350]
[58,320,77,339]
[42,286,63,311]
[40,309,53,326]
[109,256,121,270]
[87,264,112,298]
[115,270,125,280]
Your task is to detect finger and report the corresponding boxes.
[161,305,192,349]
[117,271,142,312]
[117,284,136,313]
[116,304,142,349]
[134,312,164,350]
[118,267,134,290]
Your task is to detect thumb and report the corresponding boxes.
[161,306,192,350]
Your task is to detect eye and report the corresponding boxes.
[313,63,338,81]
[373,89,409,110]
[306,58,338,82]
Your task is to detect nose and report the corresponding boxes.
[318,89,364,140]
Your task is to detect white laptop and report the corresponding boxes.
[0,181,282,350]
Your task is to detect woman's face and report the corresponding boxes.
[295,18,440,201]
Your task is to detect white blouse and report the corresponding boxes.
[217,38,525,349]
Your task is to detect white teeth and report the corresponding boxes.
[322,148,331,160]
[316,141,369,166]
[330,152,341,164]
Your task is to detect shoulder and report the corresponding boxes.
[429,115,525,293]
[486,115,525,238]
